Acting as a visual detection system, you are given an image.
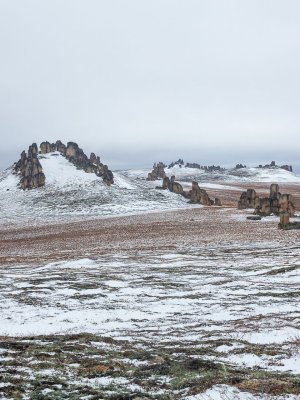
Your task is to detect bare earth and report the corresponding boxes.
[0,182,300,399]
[1,183,300,267]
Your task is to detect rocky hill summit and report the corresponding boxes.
[13,140,114,189]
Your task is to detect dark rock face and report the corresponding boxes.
[13,140,114,189]
[14,144,46,189]
[40,140,67,155]
[62,142,113,185]
[237,184,295,217]
[147,162,166,181]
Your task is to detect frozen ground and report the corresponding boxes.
[0,238,300,398]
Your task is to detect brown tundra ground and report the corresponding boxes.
[0,182,300,399]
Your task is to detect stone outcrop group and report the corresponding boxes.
[148,162,221,206]
[14,143,46,189]
[257,161,293,172]
[158,175,221,206]
[13,140,114,189]
[238,184,295,217]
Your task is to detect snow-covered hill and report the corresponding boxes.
[0,153,191,227]
[125,164,300,183]
[1,153,300,227]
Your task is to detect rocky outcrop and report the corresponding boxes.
[64,142,114,185]
[147,162,166,181]
[168,159,184,169]
[14,143,46,189]
[168,176,184,194]
[257,161,293,172]
[237,184,295,217]
[160,176,213,206]
[255,184,295,217]
[238,189,259,210]
[235,163,246,169]
[185,163,225,172]
[13,140,114,189]
[186,182,211,205]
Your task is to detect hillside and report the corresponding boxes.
[1,152,300,228]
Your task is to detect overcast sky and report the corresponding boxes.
[0,0,299,171]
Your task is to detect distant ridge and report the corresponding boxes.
[13,140,114,189]
[164,158,293,172]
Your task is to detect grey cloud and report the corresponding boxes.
[0,0,299,171]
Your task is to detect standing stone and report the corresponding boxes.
[162,176,170,189]
[187,181,211,205]
[238,189,257,209]
[280,212,290,228]
[214,198,222,206]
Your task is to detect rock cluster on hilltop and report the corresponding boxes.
[235,163,247,169]
[168,159,225,172]
[14,143,46,189]
[168,159,184,168]
[238,184,295,217]
[257,161,293,172]
[13,140,114,189]
[147,162,166,181]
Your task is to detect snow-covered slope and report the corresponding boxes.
[0,153,192,227]
[39,152,102,187]
[1,154,300,228]
[125,165,300,183]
